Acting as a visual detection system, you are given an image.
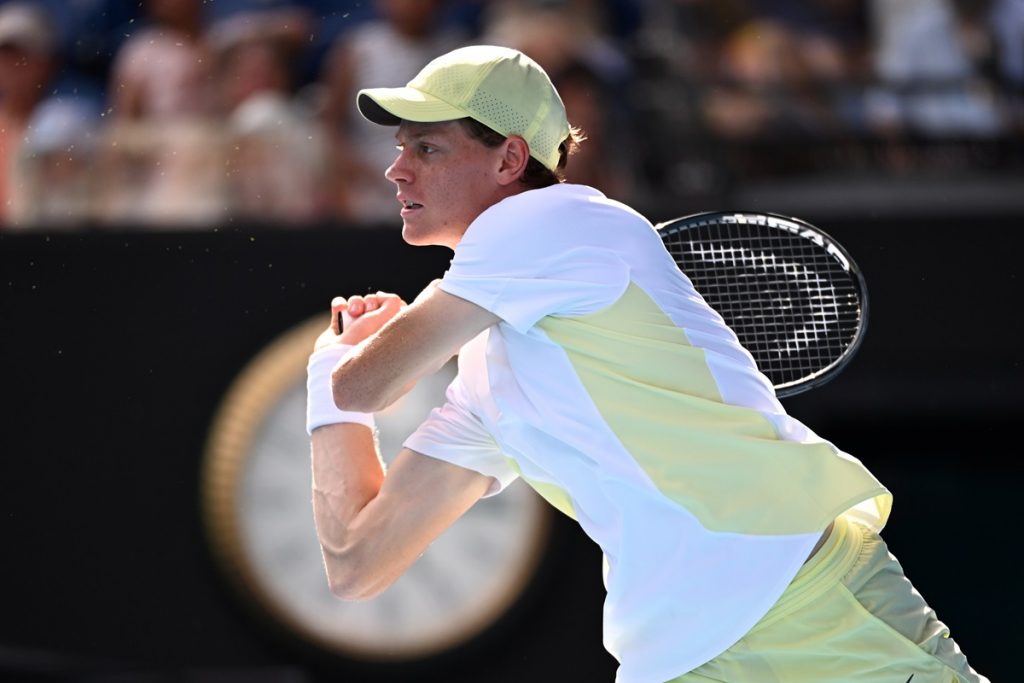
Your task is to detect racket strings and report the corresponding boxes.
[661,221,863,387]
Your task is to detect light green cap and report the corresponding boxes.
[357,45,570,172]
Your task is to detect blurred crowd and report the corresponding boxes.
[0,0,1021,231]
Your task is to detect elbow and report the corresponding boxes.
[327,573,386,602]
[322,548,389,601]
[326,572,366,601]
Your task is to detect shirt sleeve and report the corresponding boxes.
[403,375,519,497]
[439,191,631,333]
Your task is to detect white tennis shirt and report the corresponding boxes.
[405,183,891,683]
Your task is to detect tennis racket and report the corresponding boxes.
[656,211,868,397]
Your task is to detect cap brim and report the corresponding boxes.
[357,87,467,126]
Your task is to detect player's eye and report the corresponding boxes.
[394,141,437,155]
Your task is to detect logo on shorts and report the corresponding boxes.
[905,676,914,683]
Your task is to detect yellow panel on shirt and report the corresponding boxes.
[538,282,890,536]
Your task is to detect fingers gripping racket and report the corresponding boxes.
[656,211,868,397]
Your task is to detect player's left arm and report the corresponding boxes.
[309,283,500,599]
[332,282,499,413]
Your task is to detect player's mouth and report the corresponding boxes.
[400,198,423,215]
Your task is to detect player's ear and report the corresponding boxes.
[496,136,529,186]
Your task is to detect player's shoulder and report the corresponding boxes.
[480,184,648,235]
[455,185,656,272]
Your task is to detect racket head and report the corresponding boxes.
[656,211,869,397]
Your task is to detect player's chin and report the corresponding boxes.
[400,221,433,247]
[400,216,441,246]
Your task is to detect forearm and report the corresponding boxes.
[310,427,492,601]
[309,423,389,599]
[333,328,448,413]
[307,342,395,598]
[333,287,499,413]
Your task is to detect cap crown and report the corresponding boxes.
[410,46,569,170]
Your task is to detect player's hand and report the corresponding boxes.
[314,292,407,351]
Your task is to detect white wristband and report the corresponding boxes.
[306,344,375,435]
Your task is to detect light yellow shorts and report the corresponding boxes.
[671,514,989,683]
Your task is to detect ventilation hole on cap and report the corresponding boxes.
[468,90,531,134]
[430,72,474,103]
[533,131,555,156]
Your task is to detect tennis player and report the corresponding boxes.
[306,45,988,683]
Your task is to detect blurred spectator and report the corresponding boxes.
[477,0,634,89]
[989,0,1024,91]
[630,0,748,82]
[0,1,58,226]
[318,0,469,224]
[108,0,215,121]
[12,96,103,228]
[981,0,1024,132]
[212,14,332,224]
[865,0,1006,137]
[205,0,313,58]
[94,115,226,228]
[701,0,870,140]
[24,0,136,106]
[205,0,350,88]
[99,0,223,227]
